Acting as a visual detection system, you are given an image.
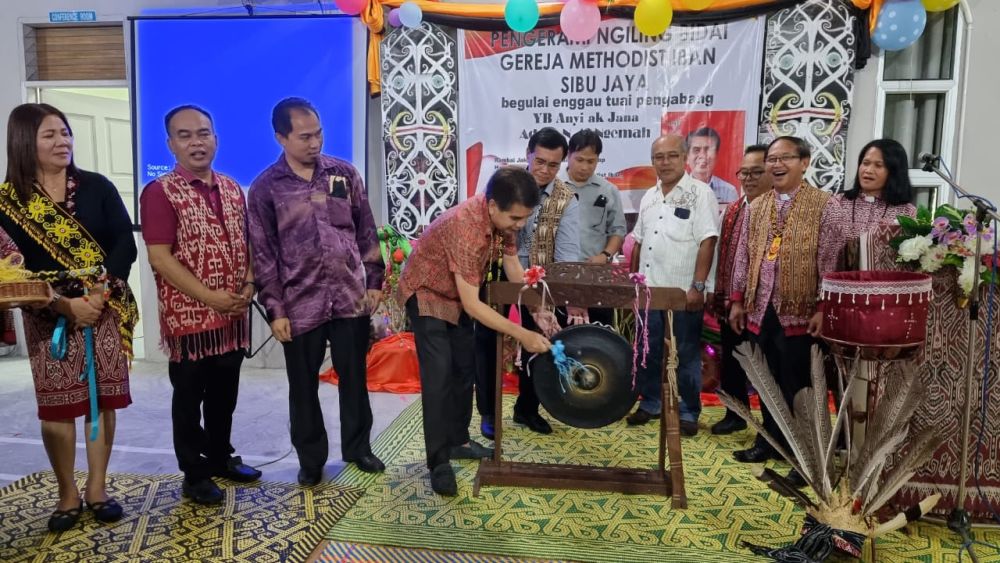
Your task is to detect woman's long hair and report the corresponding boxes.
[843,138,913,206]
[5,103,79,202]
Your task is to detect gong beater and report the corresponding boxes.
[530,324,636,429]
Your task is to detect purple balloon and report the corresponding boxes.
[388,8,401,27]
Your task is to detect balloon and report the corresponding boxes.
[873,0,927,52]
[505,0,540,33]
[680,0,714,10]
[560,0,601,42]
[921,0,959,12]
[387,8,401,27]
[634,0,673,37]
[398,1,423,28]
[334,0,365,16]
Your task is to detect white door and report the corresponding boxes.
[38,88,145,359]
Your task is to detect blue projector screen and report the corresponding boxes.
[132,16,365,191]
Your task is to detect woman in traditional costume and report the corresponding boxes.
[838,139,917,239]
[0,103,138,532]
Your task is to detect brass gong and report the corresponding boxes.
[529,324,637,429]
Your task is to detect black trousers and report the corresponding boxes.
[281,316,374,471]
[168,348,244,482]
[751,305,813,451]
[407,297,475,469]
[719,318,750,415]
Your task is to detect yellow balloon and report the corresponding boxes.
[634,0,673,36]
[680,0,714,10]
[921,0,959,12]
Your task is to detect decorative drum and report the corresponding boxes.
[821,271,932,359]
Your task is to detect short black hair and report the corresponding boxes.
[685,127,721,150]
[485,167,541,211]
[568,129,603,155]
[744,143,769,156]
[527,127,568,159]
[767,136,811,158]
[272,97,319,137]
[164,104,213,136]
[843,138,914,205]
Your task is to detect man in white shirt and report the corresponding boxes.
[627,134,719,436]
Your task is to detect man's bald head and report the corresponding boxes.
[651,135,688,188]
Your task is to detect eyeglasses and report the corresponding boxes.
[765,154,802,165]
[736,168,766,180]
[532,158,562,171]
[652,152,684,162]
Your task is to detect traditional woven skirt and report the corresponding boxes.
[24,306,131,421]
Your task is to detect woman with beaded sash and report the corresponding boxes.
[0,103,138,532]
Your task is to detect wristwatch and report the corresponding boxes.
[601,250,613,263]
[692,281,706,292]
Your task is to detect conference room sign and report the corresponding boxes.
[459,17,765,212]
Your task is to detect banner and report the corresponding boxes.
[459,18,766,212]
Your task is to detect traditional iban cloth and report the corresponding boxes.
[527,178,576,267]
[145,168,250,361]
[836,194,916,270]
[0,172,138,420]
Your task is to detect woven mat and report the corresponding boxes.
[0,471,362,563]
[326,400,1000,562]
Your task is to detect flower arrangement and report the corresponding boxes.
[891,204,997,295]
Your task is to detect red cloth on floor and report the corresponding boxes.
[321,333,421,393]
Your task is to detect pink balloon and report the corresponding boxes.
[388,8,401,27]
[560,0,601,42]
[334,0,366,16]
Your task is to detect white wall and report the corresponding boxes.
[847,0,1000,207]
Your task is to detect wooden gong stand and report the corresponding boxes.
[472,265,689,508]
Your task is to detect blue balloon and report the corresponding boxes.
[398,2,422,29]
[505,0,539,33]
[873,0,927,52]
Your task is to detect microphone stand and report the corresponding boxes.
[923,159,1000,562]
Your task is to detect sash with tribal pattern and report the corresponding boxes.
[0,182,139,360]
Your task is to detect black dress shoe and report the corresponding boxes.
[347,454,386,474]
[47,501,83,532]
[513,411,553,434]
[430,463,457,496]
[679,420,699,436]
[786,468,808,489]
[297,467,323,487]
[733,444,779,463]
[625,409,660,426]
[711,416,748,435]
[450,440,494,459]
[213,456,262,483]
[480,416,495,441]
[182,478,224,505]
[85,497,124,523]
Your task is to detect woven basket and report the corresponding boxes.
[0,280,51,308]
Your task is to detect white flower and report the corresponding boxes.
[898,235,933,262]
[919,246,947,273]
[959,256,980,295]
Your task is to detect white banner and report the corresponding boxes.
[459,17,766,212]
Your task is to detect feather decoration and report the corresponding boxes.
[849,372,924,495]
[824,357,863,486]
[873,493,941,537]
[793,388,829,499]
[862,432,946,516]
[809,345,833,468]
[850,424,909,503]
[716,391,808,479]
[733,342,818,487]
[752,464,819,509]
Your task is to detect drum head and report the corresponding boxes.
[530,324,637,429]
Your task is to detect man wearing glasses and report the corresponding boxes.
[710,144,771,436]
[627,134,719,436]
[475,127,582,437]
[727,136,844,487]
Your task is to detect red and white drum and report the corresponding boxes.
[821,271,932,360]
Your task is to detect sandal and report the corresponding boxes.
[85,497,124,523]
[47,501,84,532]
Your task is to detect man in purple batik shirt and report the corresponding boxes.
[247,97,385,486]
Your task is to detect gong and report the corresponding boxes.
[530,324,637,429]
